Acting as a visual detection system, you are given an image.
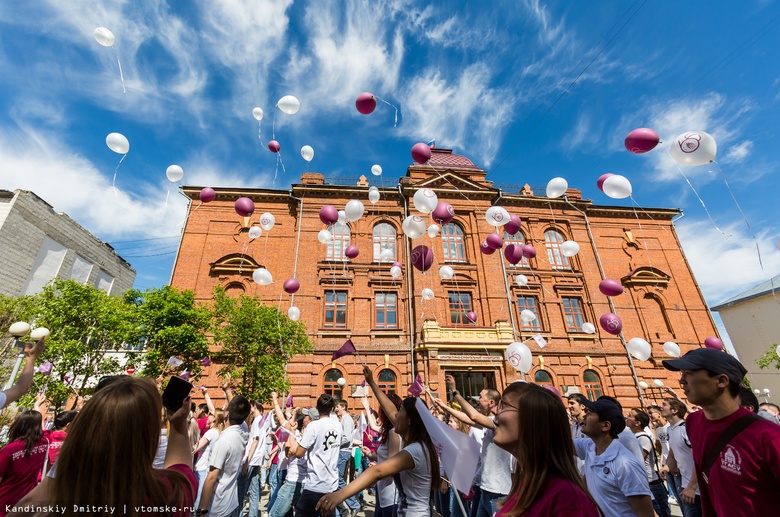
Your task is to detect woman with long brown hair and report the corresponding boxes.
[492,382,601,516]
[361,391,403,517]
[0,411,48,515]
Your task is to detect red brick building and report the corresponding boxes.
[171,148,718,409]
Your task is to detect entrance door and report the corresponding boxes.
[445,370,497,404]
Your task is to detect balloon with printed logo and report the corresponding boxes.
[520,310,537,323]
[106,133,129,154]
[345,200,365,222]
[466,311,478,324]
[166,165,184,182]
[704,336,724,351]
[505,342,532,374]
[596,173,614,192]
[663,341,681,358]
[283,278,300,294]
[319,205,339,225]
[252,107,264,121]
[624,128,660,154]
[287,306,300,321]
[300,145,314,162]
[581,322,596,334]
[277,95,300,115]
[200,187,216,203]
[485,206,510,227]
[93,27,115,47]
[439,266,454,280]
[432,202,455,225]
[268,140,281,153]
[411,245,434,272]
[599,313,623,335]
[248,226,262,239]
[670,131,717,166]
[411,143,432,164]
[627,338,652,361]
[515,274,528,287]
[380,249,394,262]
[259,213,275,231]
[402,216,427,239]
[546,177,568,198]
[235,197,255,217]
[371,164,382,176]
[356,92,377,114]
[480,241,495,255]
[421,288,434,300]
[521,245,536,259]
[317,229,333,244]
[602,175,632,199]
[413,188,438,214]
[560,241,580,257]
[427,224,439,238]
[504,244,524,265]
[504,215,522,236]
[390,265,402,278]
[345,245,360,259]
[486,233,503,250]
[599,279,624,297]
[368,190,380,204]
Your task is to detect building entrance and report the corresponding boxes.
[445,369,497,403]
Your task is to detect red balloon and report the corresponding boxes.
[411,245,434,271]
[200,187,216,203]
[504,244,524,265]
[355,92,377,115]
[432,202,455,225]
[704,336,725,351]
[486,233,504,250]
[599,279,624,297]
[235,197,255,217]
[599,313,623,335]
[521,245,536,259]
[480,241,495,255]
[319,205,339,225]
[504,215,522,236]
[345,245,360,259]
[283,278,300,294]
[268,140,281,153]
[411,143,432,164]
[597,173,615,192]
[625,128,660,154]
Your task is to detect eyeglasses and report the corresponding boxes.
[497,398,520,413]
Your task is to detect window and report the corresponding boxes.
[378,369,397,394]
[373,223,396,262]
[517,296,541,331]
[562,297,585,332]
[448,292,473,325]
[324,291,347,328]
[535,370,553,386]
[375,293,398,329]
[583,370,603,401]
[504,231,529,268]
[544,229,570,269]
[441,223,466,262]
[324,368,343,400]
[327,223,350,260]
[22,236,68,295]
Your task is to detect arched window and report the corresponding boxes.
[441,223,466,262]
[327,223,350,261]
[324,368,343,400]
[535,370,553,386]
[583,370,603,401]
[378,369,397,395]
[544,229,569,269]
[373,223,396,262]
[504,231,529,267]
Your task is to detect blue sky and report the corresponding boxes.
[2,0,780,327]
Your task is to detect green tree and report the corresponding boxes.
[210,287,312,400]
[757,344,780,370]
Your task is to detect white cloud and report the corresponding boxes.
[723,140,753,164]
[563,111,604,151]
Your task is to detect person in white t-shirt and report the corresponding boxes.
[197,395,251,517]
[292,394,343,517]
[659,397,701,516]
[335,400,361,517]
[272,410,312,517]
[360,392,403,517]
[194,408,226,508]
[317,367,442,517]
[241,400,271,517]
[596,396,645,466]
[626,408,671,517]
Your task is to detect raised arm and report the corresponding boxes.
[221,376,233,404]
[200,385,216,415]
[364,366,398,427]
[444,375,494,429]
[3,338,46,408]
[164,395,194,468]
[433,398,477,426]
[271,392,289,428]
[360,395,382,432]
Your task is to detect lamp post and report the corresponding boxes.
[5,322,30,390]
[763,388,771,403]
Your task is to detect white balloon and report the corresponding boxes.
[754,389,761,395]
[301,145,314,162]
[581,322,596,334]
[259,213,275,231]
[8,322,31,336]
[345,200,365,221]
[390,265,402,278]
[402,216,427,239]
[252,107,264,121]
[318,229,333,244]
[505,341,532,373]
[371,164,382,176]
[166,165,184,182]
[248,226,262,239]
[337,210,347,225]
[427,224,440,238]
[764,388,771,394]
[252,267,273,285]
[413,188,439,214]
[627,337,652,361]
[638,381,649,390]
[106,133,130,154]
[516,274,528,287]
[485,206,510,227]
[29,327,50,340]
[287,306,300,321]
[670,131,717,166]
[93,27,115,47]
[560,240,580,257]
[546,177,568,199]
[653,379,665,388]
[368,190,380,204]
[663,341,681,358]
[602,175,632,199]
[520,309,537,323]
[277,95,300,115]
[439,266,454,280]
[380,249,394,262]
[337,377,346,387]
[421,288,435,300]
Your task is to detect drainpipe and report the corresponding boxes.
[169,189,192,285]
[493,190,519,341]
[564,195,646,407]
[399,184,416,380]
[288,191,304,305]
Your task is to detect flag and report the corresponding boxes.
[360,380,366,388]
[285,395,294,408]
[277,426,291,442]
[427,138,436,148]
[331,339,357,361]
[166,356,183,368]
[200,357,212,367]
[179,370,191,381]
[532,334,547,348]
[415,398,480,494]
[358,411,368,437]
[408,374,423,397]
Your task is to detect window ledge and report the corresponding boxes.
[318,329,351,337]
[371,329,403,335]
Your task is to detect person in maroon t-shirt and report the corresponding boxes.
[195,402,210,437]
[45,410,77,466]
[663,348,780,516]
[0,411,48,515]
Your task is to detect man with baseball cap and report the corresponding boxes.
[573,398,654,517]
[663,348,780,516]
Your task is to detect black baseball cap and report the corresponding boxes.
[580,398,626,435]
[662,348,747,385]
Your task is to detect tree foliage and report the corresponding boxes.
[757,344,780,370]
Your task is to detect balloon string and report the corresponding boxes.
[176,202,199,229]
[272,109,276,140]
[712,160,780,307]
[374,95,399,128]
[629,196,655,270]
[275,152,287,185]
[164,186,170,210]
[112,153,127,197]
[238,240,249,275]
[257,121,264,148]
[112,47,126,94]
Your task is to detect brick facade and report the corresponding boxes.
[171,149,718,410]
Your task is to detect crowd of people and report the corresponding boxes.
[0,336,778,517]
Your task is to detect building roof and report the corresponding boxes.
[426,148,478,169]
[711,273,780,311]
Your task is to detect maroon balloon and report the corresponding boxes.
[235,197,255,217]
[504,215,522,236]
[355,92,377,115]
[704,336,725,351]
[392,261,403,269]
[599,279,624,297]
[504,244,524,265]
[624,128,660,154]
[411,245,434,271]
[599,313,623,336]
[480,241,495,255]
[466,311,478,323]
[319,205,339,225]
[268,140,281,153]
[345,245,360,259]
[521,245,536,259]
[486,233,504,250]
[432,202,455,225]
[200,187,216,203]
[411,142,432,164]
[597,173,615,192]
[283,278,300,294]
